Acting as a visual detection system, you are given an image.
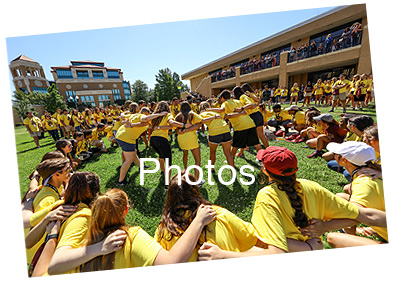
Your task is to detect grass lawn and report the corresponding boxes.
[14,102,378,247]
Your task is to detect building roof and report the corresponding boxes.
[11,55,38,63]
[51,62,120,71]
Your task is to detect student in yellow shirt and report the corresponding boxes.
[267,103,293,134]
[25,157,71,269]
[354,73,370,110]
[71,109,83,132]
[285,105,306,134]
[47,188,216,274]
[155,173,260,262]
[23,111,43,148]
[197,146,386,259]
[240,84,269,148]
[207,90,262,160]
[149,101,196,185]
[58,109,72,139]
[84,109,96,129]
[323,80,333,106]
[199,102,234,168]
[313,78,325,106]
[31,172,101,276]
[321,142,387,247]
[90,123,107,153]
[115,104,151,185]
[289,82,299,106]
[42,114,60,142]
[330,73,351,113]
[175,102,205,185]
[73,132,93,161]
[280,86,288,104]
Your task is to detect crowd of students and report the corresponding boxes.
[20,80,386,277]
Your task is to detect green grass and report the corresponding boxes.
[15,102,377,243]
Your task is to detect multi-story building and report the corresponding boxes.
[51,60,132,107]
[182,4,372,97]
[9,55,50,94]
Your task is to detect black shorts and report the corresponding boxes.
[354,94,366,102]
[249,111,264,127]
[232,127,260,148]
[208,132,232,145]
[150,136,172,165]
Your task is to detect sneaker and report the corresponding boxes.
[118,179,128,186]
[235,152,245,158]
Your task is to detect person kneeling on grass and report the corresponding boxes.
[197,146,386,260]
[306,113,347,158]
[89,123,107,153]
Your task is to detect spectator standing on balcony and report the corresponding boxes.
[324,34,332,53]
[341,27,351,48]
[351,22,363,46]
[289,47,296,62]
[309,40,317,57]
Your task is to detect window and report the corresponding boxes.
[112,89,122,101]
[32,87,48,94]
[80,95,95,107]
[107,70,120,79]
[66,91,76,102]
[92,71,104,79]
[71,62,104,67]
[77,71,89,79]
[56,69,73,79]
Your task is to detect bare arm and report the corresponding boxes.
[153,204,216,265]
[48,230,127,275]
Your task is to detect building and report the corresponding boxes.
[9,55,50,94]
[51,60,132,107]
[182,4,371,97]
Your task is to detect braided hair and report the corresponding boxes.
[266,169,309,228]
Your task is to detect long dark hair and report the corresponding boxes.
[265,169,309,229]
[151,101,170,129]
[175,102,193,123]
[63,171,101,207]
[156,173,211,243]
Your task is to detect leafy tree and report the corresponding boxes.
[12,90,34,119]
[43,84,66,113]
[154,68,189,101]
[131,80,149,102]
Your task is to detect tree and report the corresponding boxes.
[154,68,189,101]
[43,84,66,113]
[131,80,149,102]
[12,90,34,119]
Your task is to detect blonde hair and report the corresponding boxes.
[80,189,130,272]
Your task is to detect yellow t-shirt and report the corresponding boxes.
[115,114,147,144]
[290,87,299,97]
[350,175,387,241]
[281,89,288,97]
[292,111,306,125]
[356,79,370,95]
[70,226,162,273]
[154,206,258,262]
[273,110,292,122]
[239,94,258,115]
[200,111,230,137]
[150,113,175,140]
[177,112,203,150]
[221,99,255,131]
[334,79,351,94]
[170,104,181,117]
[75,139,90,155]
[26,185,64,265]
[345,132,363,142]
[72,115,82,127]
[91,128,105,141]
[261,110,274,123]
[251,179,359,252]
[59,114,70,126]
[325,83,332,93]
[42,118,58,131]
[23,117,42,132]
[313,83,325,95]
[85,114,95,125]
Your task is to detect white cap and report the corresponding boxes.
[326,141,376,166]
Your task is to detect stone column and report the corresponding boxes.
[278,51,289,87]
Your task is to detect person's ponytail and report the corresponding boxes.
[267,170,309,228]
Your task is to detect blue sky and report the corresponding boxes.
[6,6,335,92]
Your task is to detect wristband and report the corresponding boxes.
[241,107,244,112]
[182,123,186,130]
[45,233,59,242]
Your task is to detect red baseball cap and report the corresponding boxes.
[256,146,298,176]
